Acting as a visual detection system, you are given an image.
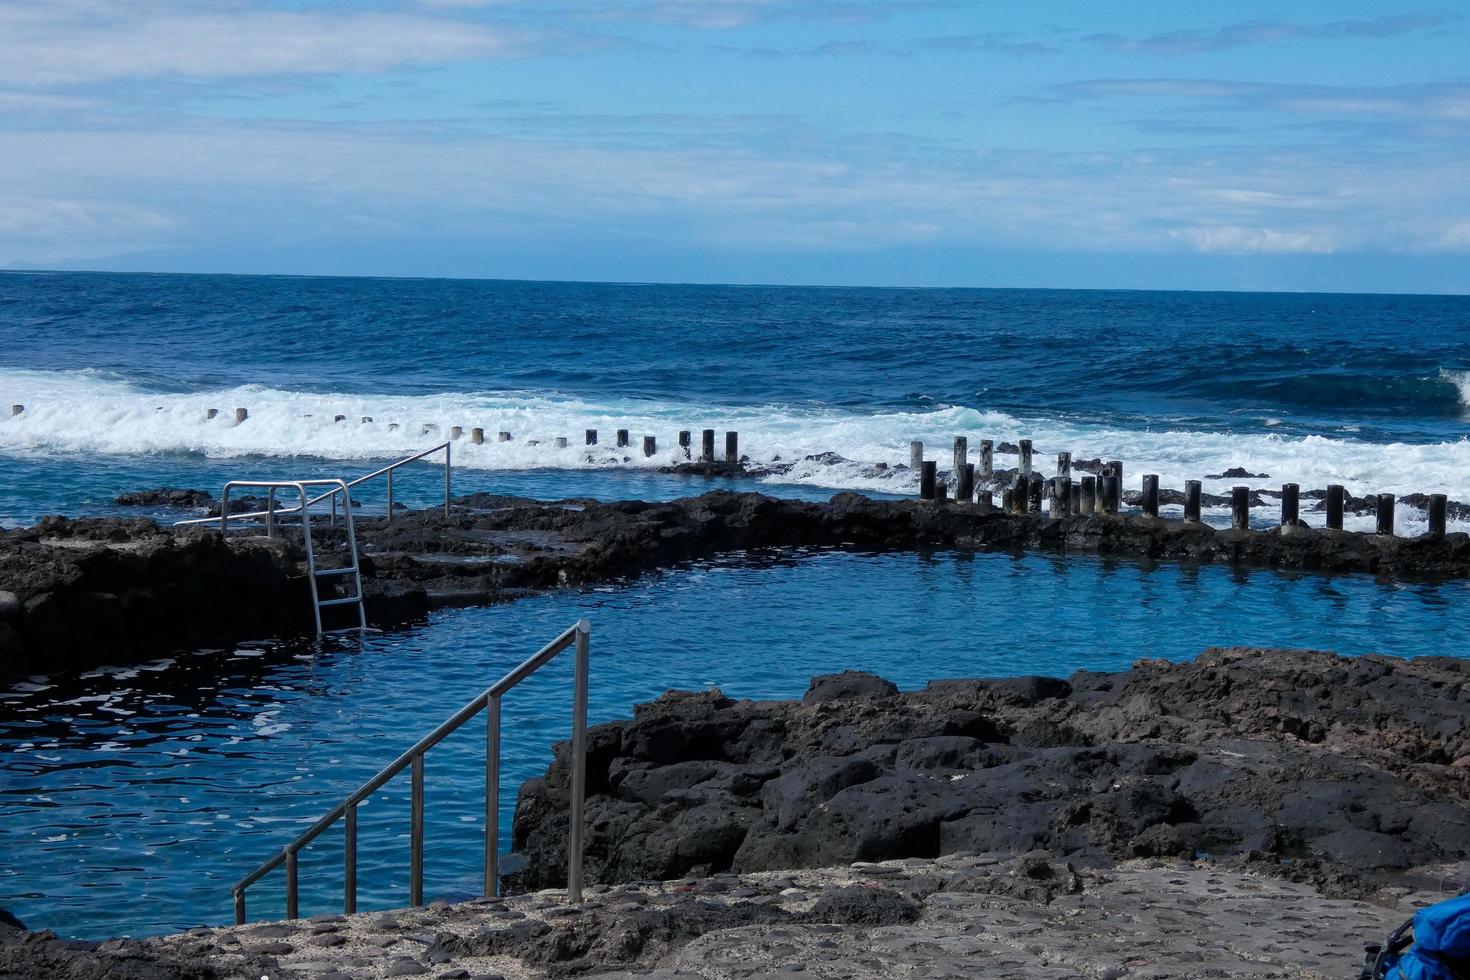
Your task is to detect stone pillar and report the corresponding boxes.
[920,461,937,500]
[1027,473,1044,514]
[1056,452,1071,478]
[1376,494,1395,535]
[678,431,691,459]
[644,436,656,457]
[977,440,993,480]
[1141,474,1160,517]
[956,463,974,503]
[616,429,630,448]
[1184,480,1202,522]
[1325,485,1345,530]
[498,431,512,442]
[953,436,967,477]
[554,436,568,448]
[1427,494,1448,536]
[1100,476,1119,516]
[586,429,598,446]
[1080,476,1097,515]
[1280,483,1299,526]
[234,407,248,425]
[472,428,484,445]
[1231,487,1250,531]
[725,431,738,463]
[1018,439,1033,476]
[910,441,924,473]
[701,429,715,462]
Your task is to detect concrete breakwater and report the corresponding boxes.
[4,490,1470,680]
[509,648,1470,896]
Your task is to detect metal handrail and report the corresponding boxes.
[176,442,451,529]
[201,479,367,635]
[230,619,590,925]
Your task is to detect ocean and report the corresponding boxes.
[2,271,1468,528]
[2,270,1470,939]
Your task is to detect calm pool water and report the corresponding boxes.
[1,548,1465,939]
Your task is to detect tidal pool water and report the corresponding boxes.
[1,548,1465,939]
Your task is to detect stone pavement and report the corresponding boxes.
[118,852,1455,980]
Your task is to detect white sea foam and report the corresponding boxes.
[1441,368,1470,410]
[3,368,1469,513]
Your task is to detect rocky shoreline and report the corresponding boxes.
[4,490,1469,680]
[509,648,1470,898]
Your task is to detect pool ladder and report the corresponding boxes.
[193,478,368,636]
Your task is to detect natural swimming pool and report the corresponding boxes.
[2,547,1466,940]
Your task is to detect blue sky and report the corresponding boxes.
[2,0,1468,292]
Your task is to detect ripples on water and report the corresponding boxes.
[1,548,1465,940]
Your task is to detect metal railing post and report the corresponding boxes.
[285,848,299,919]
[331,491,338,527]
[233,889,244,926]
[568,620,589,902]
[344,803,357,915]
[387,468,394,523]
[485,694,500,897]
[444,442,451,518]
[410,753,425,906]
[265,487,277,538]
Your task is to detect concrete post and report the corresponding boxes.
[1231,487,1250,531]
[10,404,23,416]
[1056,452,1071,478]
[978,440,993,480]
[935,481,948,503]
[586,429,598,446]
[498,431,511,442]
[953,436,967,476]
[1184,480,1202,522]
[643,436,656,457]
[957,463,975,502]
[471,428,484,445]
[1100,476,1119,515]
[920,461,937,500]
[910,441,924,473]
[1109,462,1124,511]
[1051,477,1071,516]
[725,431,738,463]
[1019,439,1033,476]
[1027,473,1044,514]
[1326,485,1345,530]
[1001,488,1014,512]
[451,426,463,440]
[1070,481,1081,514]
[1080,476,1097,515]
[701,429,715,462]
[678,431,691,459]
[361,416,373,424]
[978,490,994,508]
[1141,474,1159,517]
[234,408,248,425]
[1280,483,1299,526]
[205,408,219,420]
[616,429,630,448]
[1376,494,1395,535]
[554,436,568,448]
[1427,494,1448,536]
[1011,472,1028,513]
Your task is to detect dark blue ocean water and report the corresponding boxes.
[2,272,1470,939]
[2,271,1469,528]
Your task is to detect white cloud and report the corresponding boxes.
[1167,225,1336,254]
[0,1,536,86]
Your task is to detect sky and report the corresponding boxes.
[2,0,1468,292]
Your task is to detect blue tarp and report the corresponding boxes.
[1387,894,1470,979]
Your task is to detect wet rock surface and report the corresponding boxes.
[6,490,1470,680]
[4,855,1443,979]
[511,648,1470,898]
